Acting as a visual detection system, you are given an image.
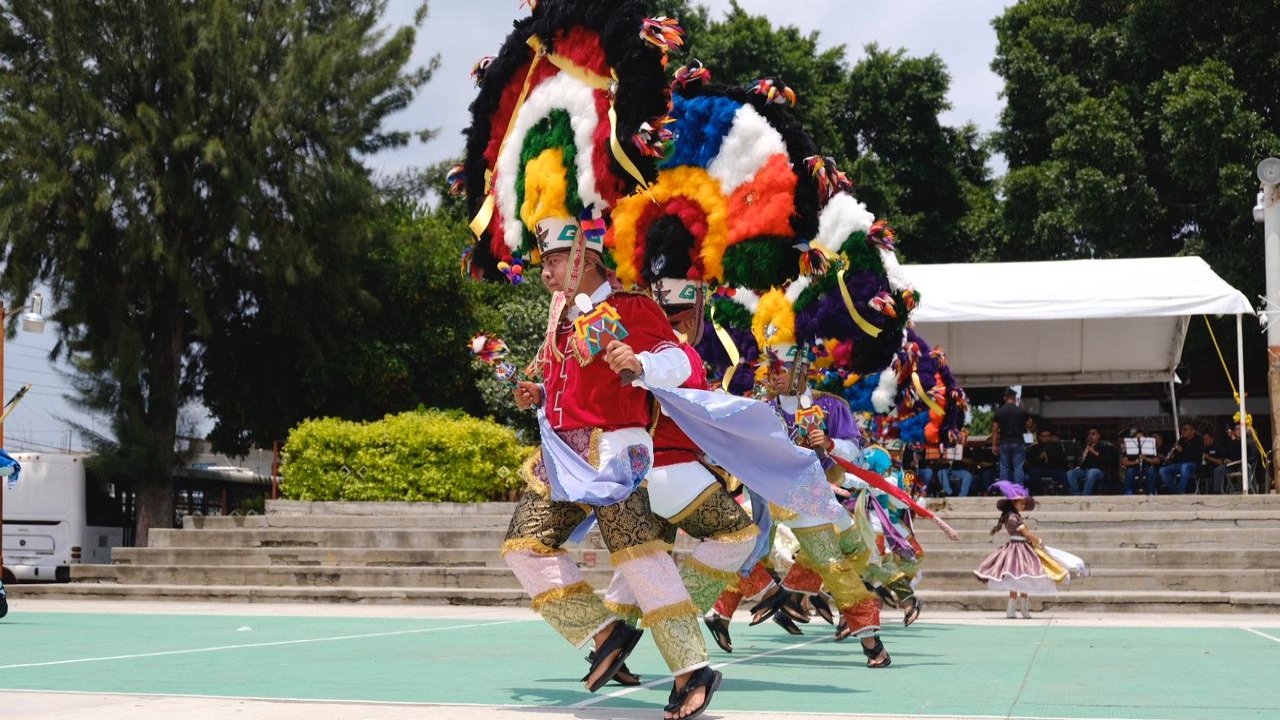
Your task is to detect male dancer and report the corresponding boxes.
[706,345,892,668]
[508,218,720,719]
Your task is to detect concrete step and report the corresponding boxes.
[6,582,528,605]
[149,526,1280,550]
[922,568,1279,593]
[908,527,1280,548]
[12,581,1280,614]
[924,496,1280,511]
[71,563,1279,594]
[184,509,1280,531]
[263,497,1280,517]
[914,589,1280,614]
[109,546,1280,572]
[68,564,618,589]
[183,514,516,530]
[266,500,518,516]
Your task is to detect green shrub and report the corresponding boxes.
[280,410,534,502]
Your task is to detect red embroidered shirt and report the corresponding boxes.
[651,343,709,467]
[541,292,680,431]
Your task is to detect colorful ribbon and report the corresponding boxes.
[837,267,882,338]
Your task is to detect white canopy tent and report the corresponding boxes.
[901,256,1256,492]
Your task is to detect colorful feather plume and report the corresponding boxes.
[446,163,466,196]
[469,334,518,384]
[867,291,897,318]
[746,77,798,107]
[632,115,674,158]
[796,243,830,277]
[805,155,853,205]
[640,16,685,50]
[867,219,896,251]
[673,59,711,89]
[470,55,495,88]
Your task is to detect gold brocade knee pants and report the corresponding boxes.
[502,489,708,673]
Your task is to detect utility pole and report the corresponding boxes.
[1259,158,1280,494]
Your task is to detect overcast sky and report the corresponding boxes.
[2,0,1014,454]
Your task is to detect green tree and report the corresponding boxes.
[840,45,995,264]
[0,0,433,543]
[988,0,1279,290]
[200,193,490,455]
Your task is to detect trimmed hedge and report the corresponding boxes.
[281,410,534,502]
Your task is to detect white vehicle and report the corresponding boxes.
[2,452,124,583]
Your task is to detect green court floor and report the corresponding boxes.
[0,611,1275,719]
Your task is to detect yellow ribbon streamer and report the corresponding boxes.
[838,267,883,338]
[709,304,741,392]
[912,371,945,415]
[468,39,546,241]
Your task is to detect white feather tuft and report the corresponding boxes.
[880,248,911,293]
[872,369,898,414]
[814,193,875,255]
[729,288,760,315]
[707,105,788,194]
[784,275,811,303]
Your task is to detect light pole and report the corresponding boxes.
[0,294,47,581]
[1258,158,1280,495]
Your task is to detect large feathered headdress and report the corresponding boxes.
[459,0,678,280]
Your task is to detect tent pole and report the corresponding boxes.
[1169,379,1179,433]
[1238,313,1250,496]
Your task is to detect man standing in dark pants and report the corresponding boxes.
[991,388,1030,485]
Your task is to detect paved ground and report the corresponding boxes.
[1,600,1278,720]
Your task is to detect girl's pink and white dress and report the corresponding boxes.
[973,512,1076,595]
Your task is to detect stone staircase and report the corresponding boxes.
[11,496,1280,613]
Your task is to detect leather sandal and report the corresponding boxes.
[833,619,851,642]
[782,592,811,623]
[772,610,804,635]
[748,589,787,626]
[861,636,892,668]
[703,614,733,653]
[664,666,722,720]
[903,599,923,627]
[584,622,644,692]
[582,651,641,687]
[810,593,835,624]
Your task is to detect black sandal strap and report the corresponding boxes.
[584,623,644,692]
[664,666,723,717]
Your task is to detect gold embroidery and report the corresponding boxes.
[668,484,722,524]
[588,428,602,469]
[519,451,549,496]
[649,612,708,673]
[531,580,595,612]
[537,587,615,648]
[500,538,566,557]
[609,539,672,566]
[709,524,760,545]
[679,561,732,615]
[768,501,800,522]
[604,600,643,625]
[792,523,838,538]
[683,556,739,584]
[643,599,699,627]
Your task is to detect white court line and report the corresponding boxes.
[569,635,830,708]
[1241,627,1280,643]
[0,619,526,670]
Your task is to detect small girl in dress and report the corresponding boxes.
[974,481,1066,618]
